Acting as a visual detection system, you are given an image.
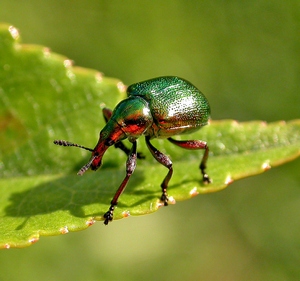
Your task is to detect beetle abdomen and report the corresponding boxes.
[127,76,210,137]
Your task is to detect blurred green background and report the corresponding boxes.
[0,1,299,280]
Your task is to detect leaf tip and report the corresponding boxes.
[60,226,69,234]
[225,175,234,185]
[8,25,19,40]
[63,59,74,68]
[262,161,271,171]
[28,237,39,245]
[86,218,96,226]
[95,72,104,83]
[117,81,127,93]
[169,196,176,204]
[190,187,199,197]
[122,210,130,218]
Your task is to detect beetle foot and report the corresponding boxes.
[202,173,211,184]
[160,193,169,206]
[103,205,115,225]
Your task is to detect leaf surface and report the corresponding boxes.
[0,24,299,248]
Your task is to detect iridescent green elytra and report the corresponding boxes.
[54,76,211,225]
[127,76,210,137]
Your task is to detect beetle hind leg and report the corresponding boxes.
[145,136,173,206]
[168,137,211,184]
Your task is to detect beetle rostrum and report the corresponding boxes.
[54,76,211,225]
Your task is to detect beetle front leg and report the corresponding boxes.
[102,107,145,159]
[145,136,173,206]
[103,141,137,225]
[168,137,211,183]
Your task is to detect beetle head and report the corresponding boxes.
[85,121,127,174]
[54,96,153,175]
[82,97,153,173]
[111,96,153,140]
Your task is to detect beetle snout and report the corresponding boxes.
[91,155,102,171]
[90,139,110,171]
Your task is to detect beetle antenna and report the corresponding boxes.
[54,140,97,175]
[53,140,94,152]
[77,156,97,176]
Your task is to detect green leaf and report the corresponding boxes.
[0,23,299,248]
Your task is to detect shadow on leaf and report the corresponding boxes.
[4,167,160,230]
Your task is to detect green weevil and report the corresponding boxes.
[54,76,211,225]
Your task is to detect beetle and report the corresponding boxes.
[54,76,211,225]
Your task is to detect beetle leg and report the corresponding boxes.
[145,136,173,206]
[103,141,137,225]
[102,107,145,159]
[167,137,211,184]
